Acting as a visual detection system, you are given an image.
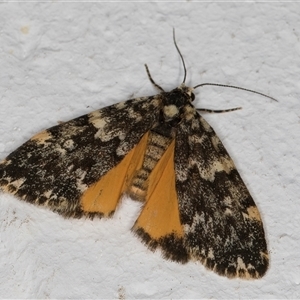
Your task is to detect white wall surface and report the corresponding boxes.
[0,2,299,299]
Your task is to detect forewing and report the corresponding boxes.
[175,110,268,279]
[0,96,161,217]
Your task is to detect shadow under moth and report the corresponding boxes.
[0,31,269,279]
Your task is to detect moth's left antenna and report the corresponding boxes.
[173,28,187,84]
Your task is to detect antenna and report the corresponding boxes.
[144,64,165,92]
[173,28,187,84]
[194,83,277,102]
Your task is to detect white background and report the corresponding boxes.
[0,2,299,299]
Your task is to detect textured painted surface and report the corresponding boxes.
[0,2,299,299]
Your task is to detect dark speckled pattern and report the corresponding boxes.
[0,84,268,278]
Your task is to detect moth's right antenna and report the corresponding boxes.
[194,83,278,102]
[173,28,187,84]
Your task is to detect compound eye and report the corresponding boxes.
[191,93,195,101]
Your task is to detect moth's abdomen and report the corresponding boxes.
[128,131,173,201]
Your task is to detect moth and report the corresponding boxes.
[0,31,269,279]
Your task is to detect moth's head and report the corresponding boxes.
[178,83,195,102]
[162,84,195,122]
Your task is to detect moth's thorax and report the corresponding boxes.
[129,85,195,201]
[161,84,195,122]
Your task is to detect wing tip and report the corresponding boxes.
[134,225,268,279]
[195,252,269,279]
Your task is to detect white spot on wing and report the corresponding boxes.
[63,139,75,150]
[115,101,127,109]
[90,117,107,130]
[200,118,213,132]
[43,190,52,199]
[31,130,52,144]
[243,206,262,221]
[11,178,26,190]
[207,248,215,259]
[191,156,235,181]
[75,169,88,192]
